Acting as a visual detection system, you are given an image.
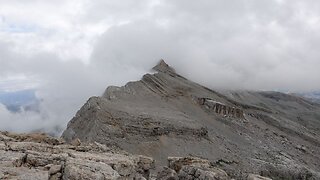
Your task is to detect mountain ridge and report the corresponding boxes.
[62,60,320,179]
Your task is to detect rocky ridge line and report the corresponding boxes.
[61,60,320,179]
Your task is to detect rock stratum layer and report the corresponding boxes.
[61,60,320,179]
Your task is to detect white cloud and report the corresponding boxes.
[0,103,59,134]
[0,75,39,92]
[0,0,109,62]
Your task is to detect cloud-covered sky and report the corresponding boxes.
[1,0,320,135]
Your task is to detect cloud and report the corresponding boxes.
[0,102,60,135]
[1,0,320,135]
[92,23,319,90]
[0,40,149,135]
[91,0,320,91]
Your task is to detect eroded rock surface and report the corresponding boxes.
[196,97,244,118]
[0,131,155,180]
[167,157,229,180]
[1,131,276,180]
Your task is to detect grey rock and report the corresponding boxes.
[70,138,81,146]
[63,158,120,180]
[49,172,62,180]
[0,131,156,180]
[49,165,62,175]
[197,97,244,118]
[247,174,272,180]
[178,165,229,180]
[61,60,320,179]
[166,156,229,180]
[156,166,178,180]
[168,156,211,172]
[133,173,148,180]
[152,59,176,76]
[3,131,61,145]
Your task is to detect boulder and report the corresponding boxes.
[178,165,229,180]
[63,158,120,180]
[168,156,211,172]
[167,156,229,180]
[247,174,272,180]
[156,166,178,180]
[49,164,62,175]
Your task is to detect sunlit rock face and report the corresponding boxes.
[62,60,320,179]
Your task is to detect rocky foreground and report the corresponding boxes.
[0,131,271,180]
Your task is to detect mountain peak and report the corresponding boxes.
[152,59,176,74]
[61,59,320,179]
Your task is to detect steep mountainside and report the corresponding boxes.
[62,60,320,179]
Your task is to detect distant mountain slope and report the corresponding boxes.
[299,92,320,104]
[62,60,320,179]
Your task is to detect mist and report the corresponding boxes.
[0,0,320,135]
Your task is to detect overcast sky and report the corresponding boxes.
[1,0,320,135]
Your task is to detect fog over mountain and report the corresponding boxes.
[0,0,320,135]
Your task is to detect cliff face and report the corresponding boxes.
[196,97,244,118]
[62,60,320,179]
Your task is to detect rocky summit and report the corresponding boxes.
[61,60,320,179]
[2,60,320,180]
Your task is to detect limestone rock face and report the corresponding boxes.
[62,60,320,179]
[166,157,229,180]
[63,158,120,180]
[178,166,229,180]
[247,174,272,180]
[0,131,155,180]
[197,98,244,118]
[156,167,178,180]
[168,156,211,172]
[0,131,237,180]
[152,59,176,75]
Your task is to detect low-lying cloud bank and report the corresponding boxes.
[0,0,320,135]
[0,41,150,135]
